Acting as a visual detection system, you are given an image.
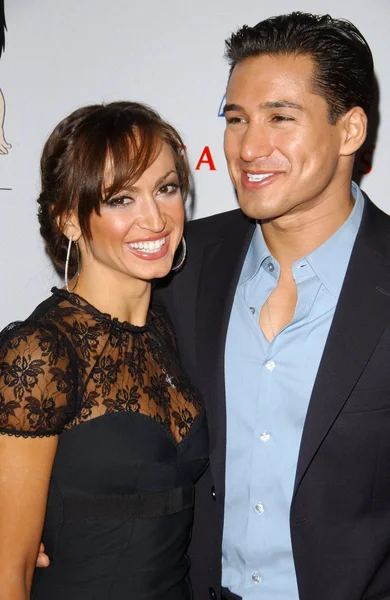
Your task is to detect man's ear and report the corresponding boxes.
[339,106,368,157]
[56,211,81,242]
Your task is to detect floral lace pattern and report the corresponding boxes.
[0,289,201,443]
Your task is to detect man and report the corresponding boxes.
[38,12,388,600]
[155,12,390,600]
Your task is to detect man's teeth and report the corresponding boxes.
[129,237,166,253]
[247,173,273,182]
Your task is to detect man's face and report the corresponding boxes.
[224,53,348,222]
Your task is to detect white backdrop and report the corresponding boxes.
[0,0,389,328]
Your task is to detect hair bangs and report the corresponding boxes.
[102,125,162,204]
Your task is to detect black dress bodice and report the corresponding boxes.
[0,289,208,599]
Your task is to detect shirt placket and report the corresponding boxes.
[242,261,321,598]
[243,261,280,595]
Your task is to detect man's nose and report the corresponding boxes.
[240,123,273,163]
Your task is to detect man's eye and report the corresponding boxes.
[225,116,247,124]
[272,115,294,122]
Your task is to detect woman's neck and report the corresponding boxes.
[70,267,152,327]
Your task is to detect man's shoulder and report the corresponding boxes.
[186,207,248,230]
[185,208,253,244]
[360,194,390,259]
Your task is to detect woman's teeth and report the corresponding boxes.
[129,237,166,253]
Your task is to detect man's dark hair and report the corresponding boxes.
[225,12,374,124]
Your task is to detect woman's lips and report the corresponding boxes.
[124,234,170,261]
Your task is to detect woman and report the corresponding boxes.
[0,101,208,599]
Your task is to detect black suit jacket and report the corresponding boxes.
[154,197,390,600]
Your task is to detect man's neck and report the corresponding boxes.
[261,185,355,270]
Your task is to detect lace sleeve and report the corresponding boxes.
[0,320,77,437]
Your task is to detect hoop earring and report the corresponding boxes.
[171,236,187,271]
[64,235,80,292]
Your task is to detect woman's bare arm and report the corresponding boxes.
[0,435,58,599]
[0,320,75,599]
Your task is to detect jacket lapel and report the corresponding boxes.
[294,200,390,495]
[195,212,255,479]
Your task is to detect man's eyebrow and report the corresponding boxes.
[259,101,304,110]
[222,101,304,114]
[223,103,243,114]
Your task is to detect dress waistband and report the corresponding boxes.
[63,484,194,521]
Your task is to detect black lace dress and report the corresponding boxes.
[0,288,208,599]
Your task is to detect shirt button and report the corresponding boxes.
[260,431,270,443]
[265,360,275,371]
[267,262,275,272]
[252,572,262,584]
[249,306,256,314]
[255,503,264,514]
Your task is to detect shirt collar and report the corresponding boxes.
[304,181,364,297]
[238,181,364,294]
[238,221,271,285]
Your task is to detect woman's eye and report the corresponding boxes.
[106,195,133,208]
[158,183,180,196]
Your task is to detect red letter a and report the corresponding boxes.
[195,146,216,170]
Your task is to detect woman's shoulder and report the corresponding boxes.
[28,287,95,330]
[0,317,74,365]
[150,302,177,350]
[21,288,107,357]
[150,301,173,329]
[0,298,79,438]
[0,290,76,354]
[0,289,77,342]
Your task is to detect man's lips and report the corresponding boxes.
[124,234,170,261]
[241,171,282,189]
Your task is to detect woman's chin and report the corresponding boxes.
[150,264,175,280]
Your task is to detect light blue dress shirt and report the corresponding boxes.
[222,183,364,599]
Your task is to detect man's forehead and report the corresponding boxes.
[227,53,315,85]
[225,54,317,105]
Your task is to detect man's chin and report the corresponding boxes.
[237,197,283,222]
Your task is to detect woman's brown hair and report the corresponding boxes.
[37,101,189,272]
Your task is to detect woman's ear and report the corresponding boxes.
[339,106,368,157]
[56,211,81,242]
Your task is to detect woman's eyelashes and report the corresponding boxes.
[105,181,181,209]
[157,182,181,196]
[105,195,134,208]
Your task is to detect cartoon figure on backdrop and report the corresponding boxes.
[0,0,11,155]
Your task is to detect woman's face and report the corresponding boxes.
[80,142,185,285]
